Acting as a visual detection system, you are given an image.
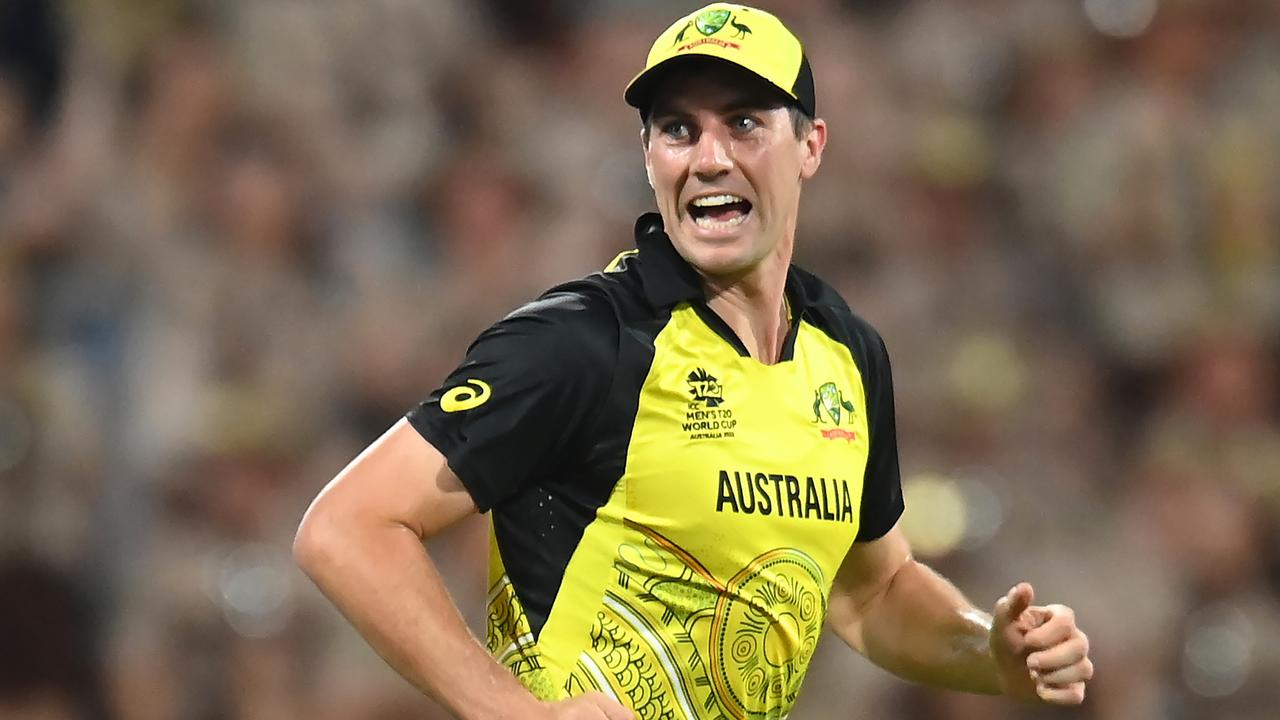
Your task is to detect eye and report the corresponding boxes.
[660,120,691,140]
[730,115,760,133]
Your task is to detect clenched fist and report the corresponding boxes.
[990,582,1093,705]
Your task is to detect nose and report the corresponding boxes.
[691,126,732,180]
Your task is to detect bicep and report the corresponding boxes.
[301,418,477,542]
[827,522,912,653]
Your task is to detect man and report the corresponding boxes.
[294,4,1094,719]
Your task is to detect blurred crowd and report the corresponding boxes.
[1,0,1278,718]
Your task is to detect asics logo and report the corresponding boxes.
[440,379,491,412]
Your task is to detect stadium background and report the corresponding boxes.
[2,0,1279,718]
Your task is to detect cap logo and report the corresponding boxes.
[695,8,731,36]
[673,9,753,51]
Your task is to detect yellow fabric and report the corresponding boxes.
[626,4,804,105]
[484,304,873,719]
[605,249,640,272]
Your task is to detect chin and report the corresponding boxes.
[665,213,767,276]
[682,243,762,278]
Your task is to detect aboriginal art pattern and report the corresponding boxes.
[487,574,559,700]
[564,521,826,720]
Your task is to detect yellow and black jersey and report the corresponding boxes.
[407,213,903,719]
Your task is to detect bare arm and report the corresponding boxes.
[293,419,631,720]
[826,523,1093,703]
[827,524,1001,693]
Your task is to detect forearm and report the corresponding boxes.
[847,559,1000,694]
[295,514,543,720]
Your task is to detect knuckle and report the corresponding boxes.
[1074,635,1089,656]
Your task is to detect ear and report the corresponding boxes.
[799,118,827,180]
[640,126,655,189]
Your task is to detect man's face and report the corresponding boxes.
[643,63,826,278]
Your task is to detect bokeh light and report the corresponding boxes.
[1182,603,1254,698]
[901,473,968,557]
[1083,0,1158,38]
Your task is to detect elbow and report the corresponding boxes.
[293,498,342,580]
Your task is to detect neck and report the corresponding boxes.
[700,244,793,364]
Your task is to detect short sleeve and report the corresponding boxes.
[405,286,617,512]
[853,324,904,542]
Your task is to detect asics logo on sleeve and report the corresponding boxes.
[441,379,492,412]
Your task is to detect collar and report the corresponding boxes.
[634,212,704,308]
[632,212,812,316]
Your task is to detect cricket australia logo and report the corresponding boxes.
[813,382,857,442]
[695,8,732,35]
[683,368,736,440]
[673,8,752,48]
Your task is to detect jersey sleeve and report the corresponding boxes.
[405,285,618,512]
[854,323,904,542]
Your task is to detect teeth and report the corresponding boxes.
[691,194,745,207]
[693,212,749,230]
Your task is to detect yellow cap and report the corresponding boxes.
[624,3,815,117]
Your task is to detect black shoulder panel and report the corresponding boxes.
[411,255,674,636]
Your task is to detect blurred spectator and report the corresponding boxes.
[0,556,107,720]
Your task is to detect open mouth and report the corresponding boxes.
[687,193,753,230]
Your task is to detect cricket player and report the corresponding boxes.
[295,4,1094,718]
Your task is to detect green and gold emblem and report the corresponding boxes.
[695,8,732,36]
[813,382,855,425]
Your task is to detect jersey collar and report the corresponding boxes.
[634,212,704,308]
[632,212,813,316]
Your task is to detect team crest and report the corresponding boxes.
[813,382,855,425]
[673,9,751,47]
[695,8,732,36]
[813,382,856,442]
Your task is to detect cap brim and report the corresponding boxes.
[624,54,800,117]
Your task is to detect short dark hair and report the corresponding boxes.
[786,105,815,139]
[642,104,814,145]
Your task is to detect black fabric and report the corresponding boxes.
[792,53,816,117]
[792,267,904,541]
[633,212,704,308]
[407,284,619,512]
[627,54,812,122]
[407,256,668,636]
